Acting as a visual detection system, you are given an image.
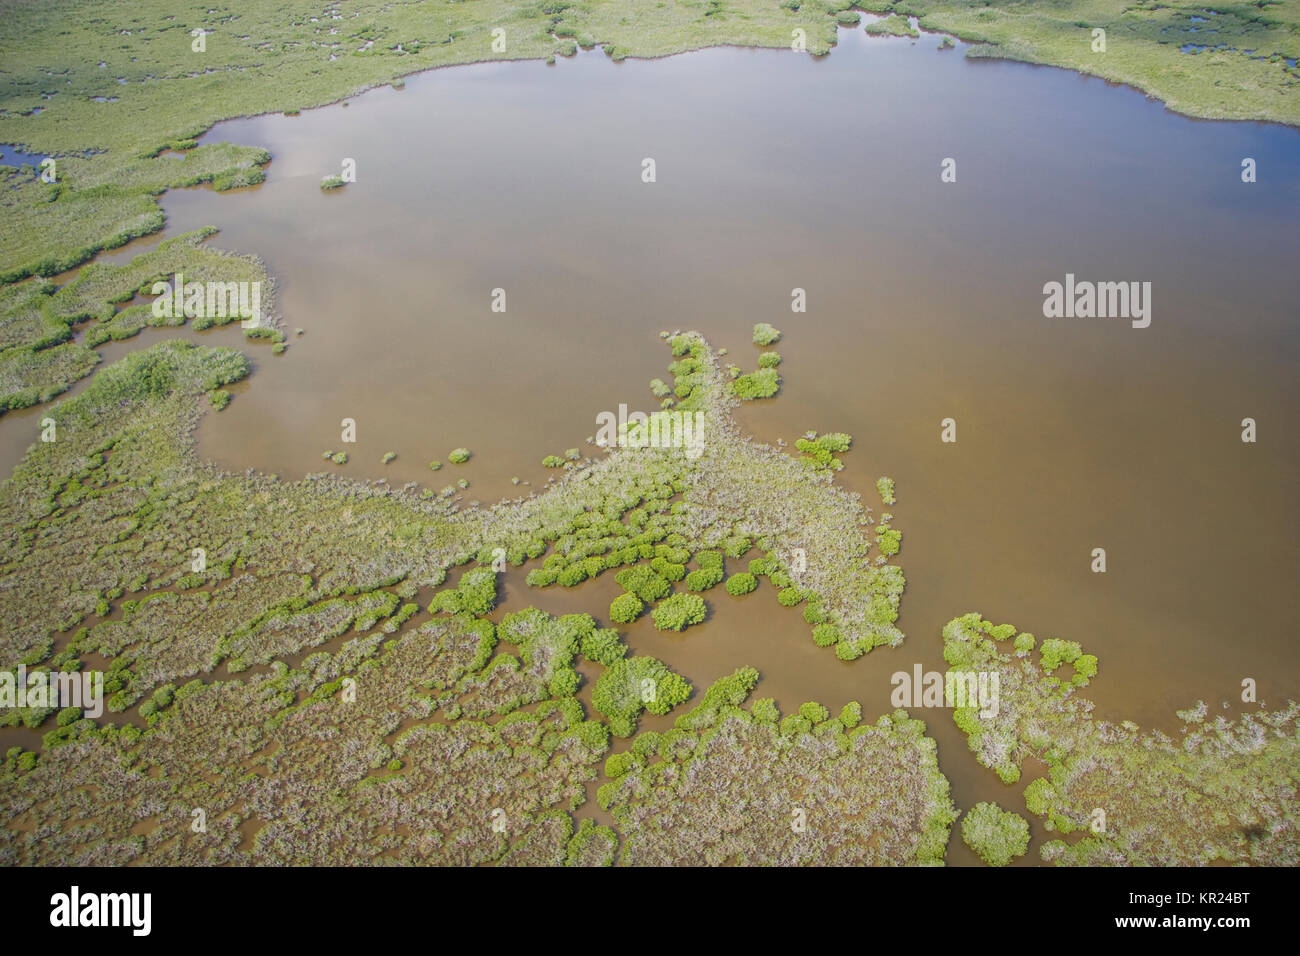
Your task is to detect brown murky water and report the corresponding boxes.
[5,28,1298,863]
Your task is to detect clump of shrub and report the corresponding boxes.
[448,448,471,464]
[812,623,840,647]
[651,593,706,632]
[542,455,565,468]
[876,476,896,505]
[1039,638,1082,672]
[777,587,804,607]
[429,567,497,616]
[609,592,643,624]
[428,460,442,471]
[796,432,852,470]
[382,451,396,464]
[330,451,348,465]
[961,802,1030,867]
[592,656,692,736]
[615,565,671,604]
[650,556,685,583]
[757,351,781,368]
[685,565,724,592]
[839,702,862,728]
[724,572,757,596]
[752,322,781,346]
[723,537,752,559]
[731,368,779,400]
[207,388,231,410]
[876,524,901,556]
[320,175,345,190]
[580,628,626,666]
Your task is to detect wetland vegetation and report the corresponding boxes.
[0,330,936,864]
[1,0,1296,867]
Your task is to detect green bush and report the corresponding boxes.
[731,368,779,400]
[724,572,757,596]
[757,350,781,368]
[777,587,804,607]
[650,556,685,582]
[556,563,589,587]
[875,476,896,505]
[549,668,580,698]
[780,714,812,736]
[675,667,759,731]
[835,640,868,661]
[614,565,671,603]
[1040,638,1082,672]
[609,592,643,625]
[989,623,1017,641]
[581,628,626,666]
[695,549,724,570]
[542,455,565,468]
[448,448,471,464]
[605,750,641,778]
[961,803,1030,867]
[798,701,829,724]
[723,537,752,559]
[685,566,724,592]
[1024,778,1055,817]
[593,656,692,736]
[839,701,862,729]
[430,567,497,616]
[750,698,780,723]
[752,322,781,346]
[651,593,706,632]
[812,623,840,647]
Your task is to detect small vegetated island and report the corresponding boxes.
[0,1,1297,866]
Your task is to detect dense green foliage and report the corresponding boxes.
[608,592,644,625]
[961,802,1030,867]
[592,656,693,738]
[650,593,706,632]
[796,432,852,471]
[724,572,758,596]
[731,368,780,400]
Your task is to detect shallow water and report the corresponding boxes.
[5,27,1299,863]
[0,144,47,167]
